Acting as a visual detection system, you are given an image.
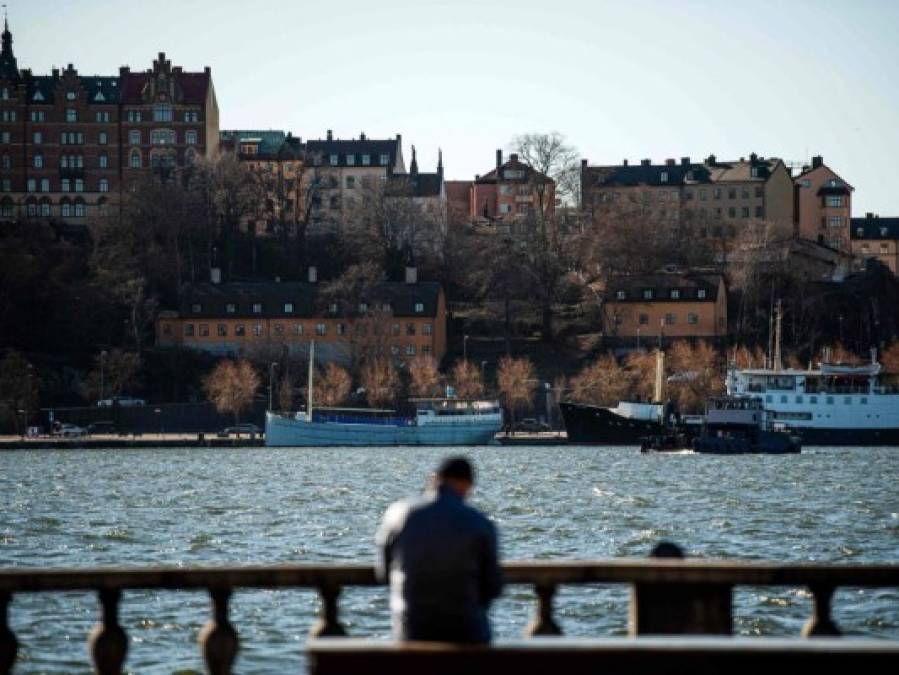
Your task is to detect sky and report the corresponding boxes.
[10,0,899,214]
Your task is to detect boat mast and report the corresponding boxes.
[773,299,783,372]
[307,340,315,422]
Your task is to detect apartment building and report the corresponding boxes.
[850,214,899,275]
[793,155,853,251]
[156,268,447,365]
[470,150,555,225]
[219,129,304,235]
[581,154,794,236]
[602,271,728,343]
[0,20,218,223]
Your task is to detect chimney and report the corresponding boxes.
[811,155,823,169]
[665,158,675,166]
[706,154,716,165]
[210,267,221,284]
[119,65,130,78]
[750,152,758,163]
[204,66,211,75]
[623,159,628,166]
[360,131,366,141]
[52,67,59,78]
[865,212,875,219]
[496,149,503,169]
[581,159,588,168]
[680,157,690,165]
[405,266,418,285]
[475,174,480,181]
[308,266,318,283]
[640,159,651,166]
[326,130,333,141]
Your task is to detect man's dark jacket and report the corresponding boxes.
[376,484,502,643]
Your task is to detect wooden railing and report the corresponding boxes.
[1,559,897,674]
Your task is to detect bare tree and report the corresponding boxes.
[278,371,295,411]
[496,356,536,425]
[568,354,631,406]
[203,359,260,425]
[510,131,579,207]
[315,363,352,407]
[451,360,484,399]
[360,357,401,408]
[0,352,39,434]
[409,356,441,397]
[667,341,722,413]
[85,349,141,402]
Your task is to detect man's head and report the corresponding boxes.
[435,456,475,498]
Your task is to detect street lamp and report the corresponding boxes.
[99,350,108,402]
[154,408,162,440]
[269,362,279,411]
[463,335,469,363]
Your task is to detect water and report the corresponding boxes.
[1,445,898,673]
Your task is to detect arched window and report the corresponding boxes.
[25,197,38,218]
[60,198,72,218]
[39,198,52,217]
[97,198,108,217]
[0,197,13,218]
[99,178,109,193]
[130,149,141,169]
[74,199,86,218]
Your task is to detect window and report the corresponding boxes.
[329,302,338,314]
[127,110,141,122]
[829,216,842,228]
[809,396,817,404]
[713,188,721,199]
[99,153,108,169]
[252,302,263,314]
[66,109,77,122]
[129,149,141,169]
[151,129,176,145]
[362,154,370,166]
[728,207,736,218]
[336,323,346,336]
[129,130,141,145]
[226,303,236,314]
[380,153,389,165]
[235,324,246,336]
[274,323,284,336]
[616,290,626,300]
[153,104,173,122]
[40,201,50,217]
[391,323,400,336]
[33,154,43,169]
[665,313,676,325]
[406,323,416,336]
[26,178,36,192]
[755,206,764,218]
[346,154,355,165]
[30,111,45,122]
[639,314,649,325]
[826,396,834,405]
[32,131,42,144]
[217,324,227,337]
[728,188,736,199]
[670,289,680,299]
[95,111,110,122]
[293,324,304,336]
[184,111,199,122]
[346,175,355,189]
[329,154,338,166]
[697,289,707,299]
[358,302,368,313]
[162,323,172,337]
[315,323,326,336]
[329,195,339,209]
[99,179,109,193]
[423,323,433,336]
[186,130,197,145]
[741,188,749,199]
[75,179,84,193]
[184,324,195,337]
[742,207,750,218]
[688,313,698,324]
[826,196,843,207]
[0,132,8,143]
[405,345,416,356]
[755,186,763,198]
[642,289,653,300]
[253,324,263,336]
[414,302,424,313]
[199,324,210,337]
[284,302,294,314]
[60,201,72,217]
[660,171,668,183]
[61,179,71,192]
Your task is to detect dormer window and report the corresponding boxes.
[191,303,202,313]
[414,302,424,313]
[252,302,263,314]
[643,289,653,300]
[284,302,294,313]
[856,228,864,236]
[881,227,888,236]
[329,154,338,166]
[226,303,236,314]
[359,302,368,313]
[346,154,355,165]
[362,154,371,166]
[697,289,707,299]
[670,289,680,299]
[616,290,626,300]
[66,91,77,101]
[660,171,668,183]
[380,153,389,166]
[751,166,760,178]
[329,302,338,314]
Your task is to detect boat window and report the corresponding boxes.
[844,396,851,405]
[780,395,787,403]
[861,397,868,404]
[809,396,817,404]
[795,396,803,404]
[826,396,834,405]
[765,395,772,403]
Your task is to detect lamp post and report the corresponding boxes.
[99,350,108,403]
[463,335,469,363]
[154,408,162,440]
[269,362,279,411]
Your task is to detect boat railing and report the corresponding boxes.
[1,559,896,673]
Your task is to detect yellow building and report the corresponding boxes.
[850,215,899,275]
[156,269,447,364]
[603,272,728,344]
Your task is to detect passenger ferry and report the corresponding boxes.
[726,355,899,445]
[264,341,503,446]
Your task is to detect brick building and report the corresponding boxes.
[850,214,899,275]
[156,268,447,365]
[0,20,218,224]
[793,155,853,251]
[602,271,728,344]
[219,129,303,235]
[581,154,794,237]
[470,150,555,225]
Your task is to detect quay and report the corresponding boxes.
[1,558,897,674]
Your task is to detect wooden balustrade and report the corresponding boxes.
[0,559,896,674]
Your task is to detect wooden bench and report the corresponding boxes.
[308,637,899,675]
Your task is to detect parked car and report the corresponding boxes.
[86,421,117,435]
[217,423,262,438]
[96,396,146,407]
[56,423,88,438]
[513,418,551,433]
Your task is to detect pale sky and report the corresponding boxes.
[11,0,899,214]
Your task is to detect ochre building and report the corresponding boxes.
[850,215,899,275]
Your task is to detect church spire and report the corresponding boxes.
[0,6,18,81]
[437,147,443,179]
[410,144,418,176]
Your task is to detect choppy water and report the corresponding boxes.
[1,445,898,673]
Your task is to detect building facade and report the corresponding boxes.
[0,20,218,224]
[470,150,555,225]
[303,130,404,232]
[581,154,794,236]
[156,271,447,365]
[793,155,853,251]
[602,272,728,343]
[219,129,303,235]
[850,215,899,275]
[384,145,447,255]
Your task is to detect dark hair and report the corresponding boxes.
[650,541,684,558]
[437,456,475,483]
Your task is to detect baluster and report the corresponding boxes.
[802,584,841,637]
[310,584,346,637]
[525,583,562,636]
[0,591,17,675]
[87,588,127,675]
[198,588,238,675]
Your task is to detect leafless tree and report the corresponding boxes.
[409,356,441,397]
[85,349,141,402]
[667,340,723,413]
[568,354,631,406]
[510,131,579,207]
[451,360,484,399]
[203,359,260,424]
[360,357,401,408]
[496,356,536,425]
[315,363,352,407]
